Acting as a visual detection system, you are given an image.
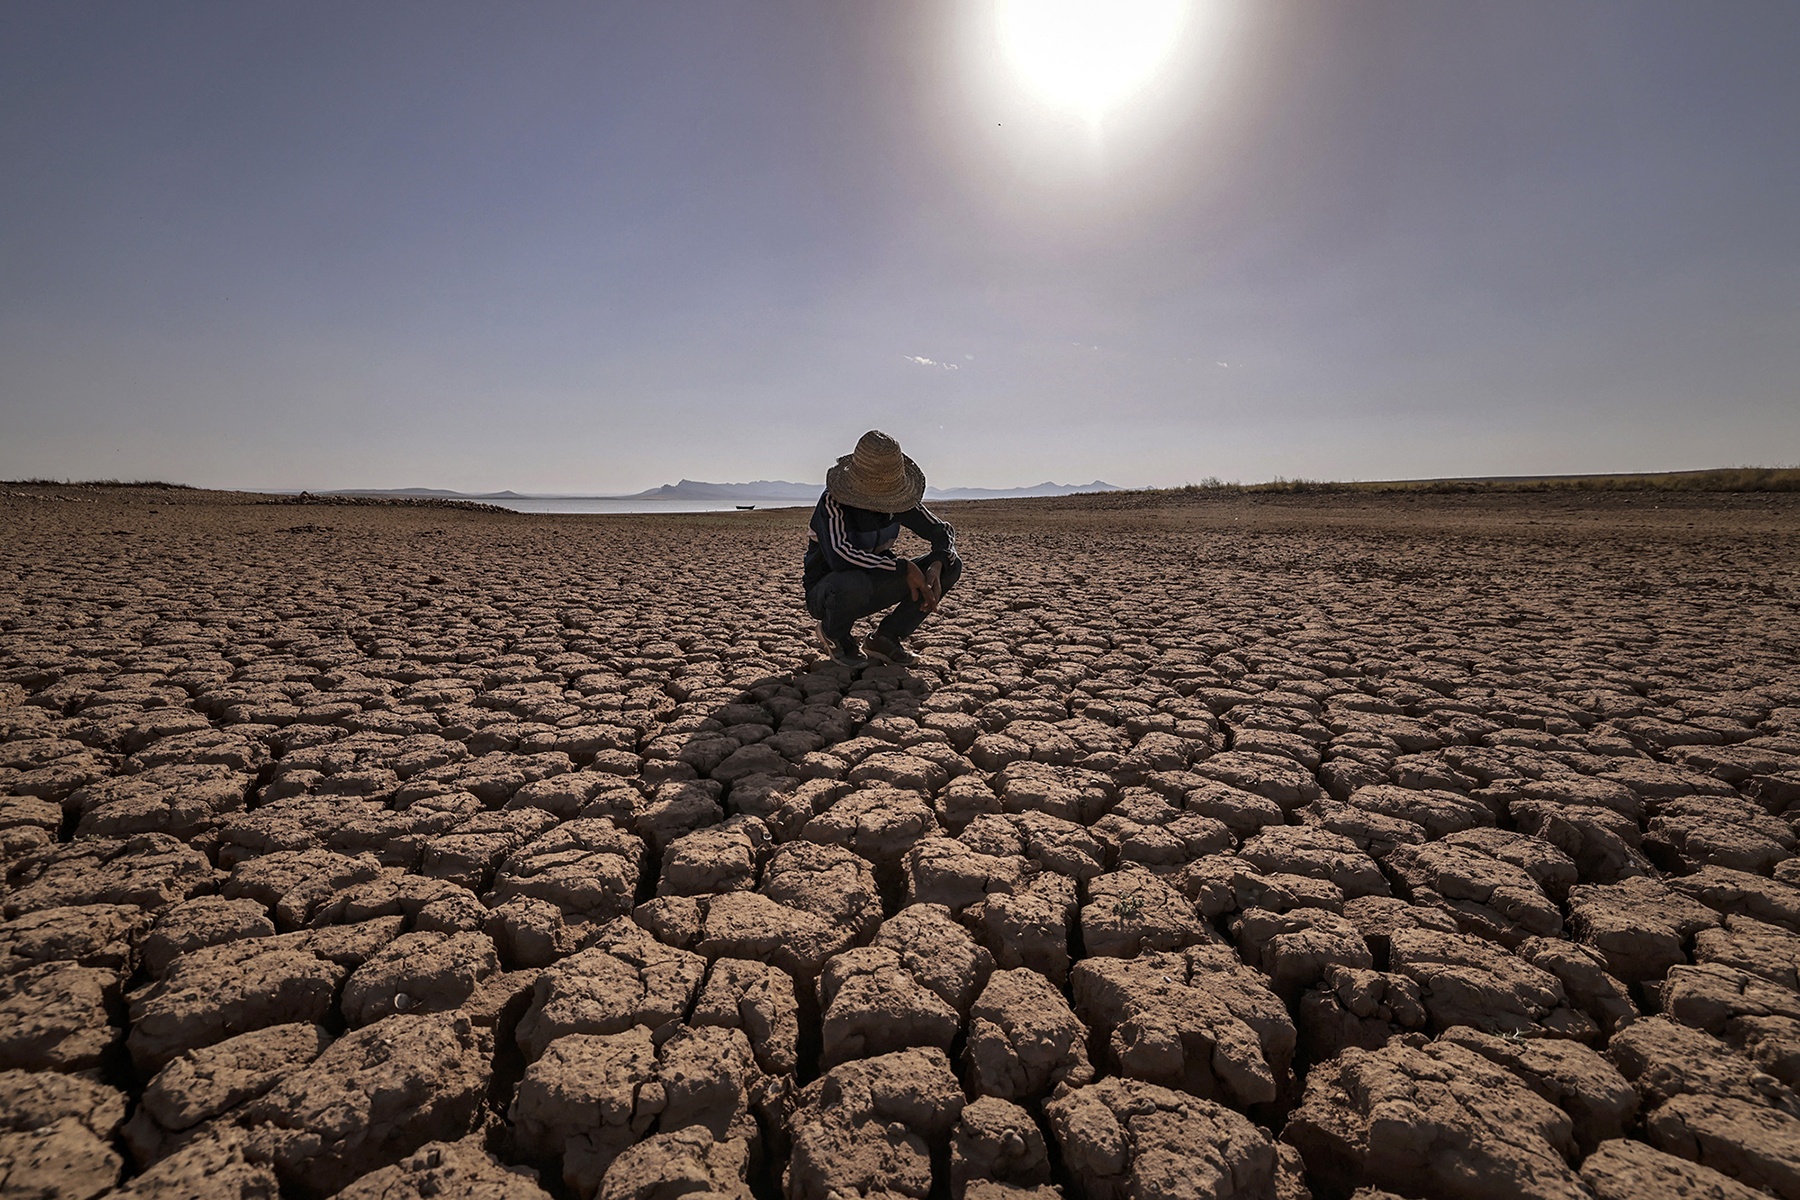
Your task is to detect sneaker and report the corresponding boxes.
[816,621,869,669]
[865,633,917,666]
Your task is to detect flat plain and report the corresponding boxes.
[3,482,1799,1200]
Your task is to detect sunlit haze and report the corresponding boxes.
[998,0,1188,122]
[2,2,1797,493]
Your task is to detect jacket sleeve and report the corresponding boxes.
[898,503,958,568]
[812,494,903,572]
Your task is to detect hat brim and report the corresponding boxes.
[825,454,926,511]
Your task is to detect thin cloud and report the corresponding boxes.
[903,355,960,370]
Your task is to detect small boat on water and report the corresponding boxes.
[735,504,756,510]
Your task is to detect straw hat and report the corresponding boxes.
[826,430,926,511]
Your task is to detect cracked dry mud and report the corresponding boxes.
[3,482,1800,1200]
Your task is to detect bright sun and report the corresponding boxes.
[997,0,1188,121]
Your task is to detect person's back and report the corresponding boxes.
[802,430,962,669]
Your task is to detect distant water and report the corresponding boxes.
[491,496,813,514]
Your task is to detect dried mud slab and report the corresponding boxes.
[1045,1077,1282,1200]
[2,483,1799,1198]
[1285,1039,1587,1199]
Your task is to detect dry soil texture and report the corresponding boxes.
[3,483,1800,1200]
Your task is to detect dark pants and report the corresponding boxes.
[806,554,964,644]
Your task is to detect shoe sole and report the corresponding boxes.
[865,642,916,667]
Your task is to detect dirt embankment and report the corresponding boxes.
[3,484,1799,1200]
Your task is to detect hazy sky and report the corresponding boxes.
[4,1,1797,493]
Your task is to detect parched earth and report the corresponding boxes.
[3,482,1800,1200]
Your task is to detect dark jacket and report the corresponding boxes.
[803,491,957,591]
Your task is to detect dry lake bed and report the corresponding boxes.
[3,481,1800,1200]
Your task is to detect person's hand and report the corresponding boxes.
[919,561,944,615]
[905,560,930,605]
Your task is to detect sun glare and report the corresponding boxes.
[997,0,1188,121]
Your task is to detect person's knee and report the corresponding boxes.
[939,556,965,593]
[819,571,874,613]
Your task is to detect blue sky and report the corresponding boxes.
[3,1,1797,492]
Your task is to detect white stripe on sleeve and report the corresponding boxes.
[825,496,898,569]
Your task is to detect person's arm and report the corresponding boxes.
[816,495,903,572]
[896,504,955,612]
[897,504,958,569]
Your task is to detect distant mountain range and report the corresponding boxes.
[925,481,1120,501]
[323,479,1123,502]
[620,479,1125,501]
[620,480,818,501]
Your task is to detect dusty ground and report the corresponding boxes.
[3,482,1799,1200]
